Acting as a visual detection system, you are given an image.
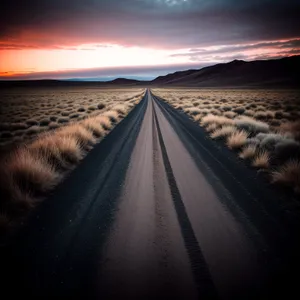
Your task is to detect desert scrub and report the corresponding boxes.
[271,160,300,193]
[152,88,300,194]
[252,151,270,169]
[211,126,237,139]
[239,145,257,159]
[227,130,249,149]
[0,90,145,235]
[0,88,145,149]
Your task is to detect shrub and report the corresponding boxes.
[97,103,105,110]
[88,106,97,111]
[254,111,269,120]
[272,160,300,193]
[187,107,202,116]
[221,106,232,111]
[57,124,96,149]
[29,135,83,167]
[211,126,237,139]
[227,130,249,149]
[210,109,222,116]
[206,123,218,132]
[233,107,245,114]
[81,118,105,137]
[256,133,291,151]
[113,104,128,115]
[280,121,300,140]
[96,116,112,130]
[40,118,51,126]
[103,111,119,123]
[244,110,255,117]
[26,126,42,135]
[224,111,237,119]
[270,120,281,127]
[235,116,269,134]
[5,148,61,195]
[48,122,59,129]
[275,111,284,119]
[11,123,28,130]
[70,113,80,119]
[50,116,58,122]
[239,145,257,159]
[274,139,300,162]
[201,114,234,127]
[252,151,270,168]
[57,117,69,124]
[52,136,83,164]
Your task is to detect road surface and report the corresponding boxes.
[1,90,300,299]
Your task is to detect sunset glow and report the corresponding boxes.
[0,0,299,80]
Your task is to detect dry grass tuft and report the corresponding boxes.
[5,148,61,195]
[279,121,300,140]
[235,116,269,134]
[201,114,234,127]
[57,124,97,149]
[103,111,119,123]
[211,125,237,139]
[271,160,300,193]
[239,145,257,159]
[152,88,300,194]
[81,118,105,137]
[96,115,112,130]
[206,123,218,132]
[57,136,83,163]
[224,111,237,119]
[113,104,128,115]
[252,151,270,168]
[227,130,249,149]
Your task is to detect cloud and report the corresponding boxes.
[0,62,206,80]
[169,38,300,62]
[0,0,299,49]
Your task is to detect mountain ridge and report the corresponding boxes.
[0,56,299,88]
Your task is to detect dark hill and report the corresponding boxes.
[0,56,299,88]
[151,56,300,88]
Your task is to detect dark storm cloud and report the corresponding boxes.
[0,0,300,49]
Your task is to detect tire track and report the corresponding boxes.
[152,100,218,299]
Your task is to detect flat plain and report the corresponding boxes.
[0,87,145,150]
[152,88,300,194]
[0,87,145,233]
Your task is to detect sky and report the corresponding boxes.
[0,0,299,80]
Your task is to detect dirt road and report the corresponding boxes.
[2,90,300,299]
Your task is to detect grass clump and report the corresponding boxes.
[239,145,257,159]
[252,151,270,169]
[227,130,249,149]
[211,126,237,139]
[272,160,300,193]
[235,116,269,134]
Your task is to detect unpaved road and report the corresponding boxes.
[1,90,300,299]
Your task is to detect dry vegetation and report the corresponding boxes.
[0,87,145,235]
[0,88,144,149]
[153,88,300,195]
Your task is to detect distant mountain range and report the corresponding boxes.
[1,56,299,88]
[151,56,299,87]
